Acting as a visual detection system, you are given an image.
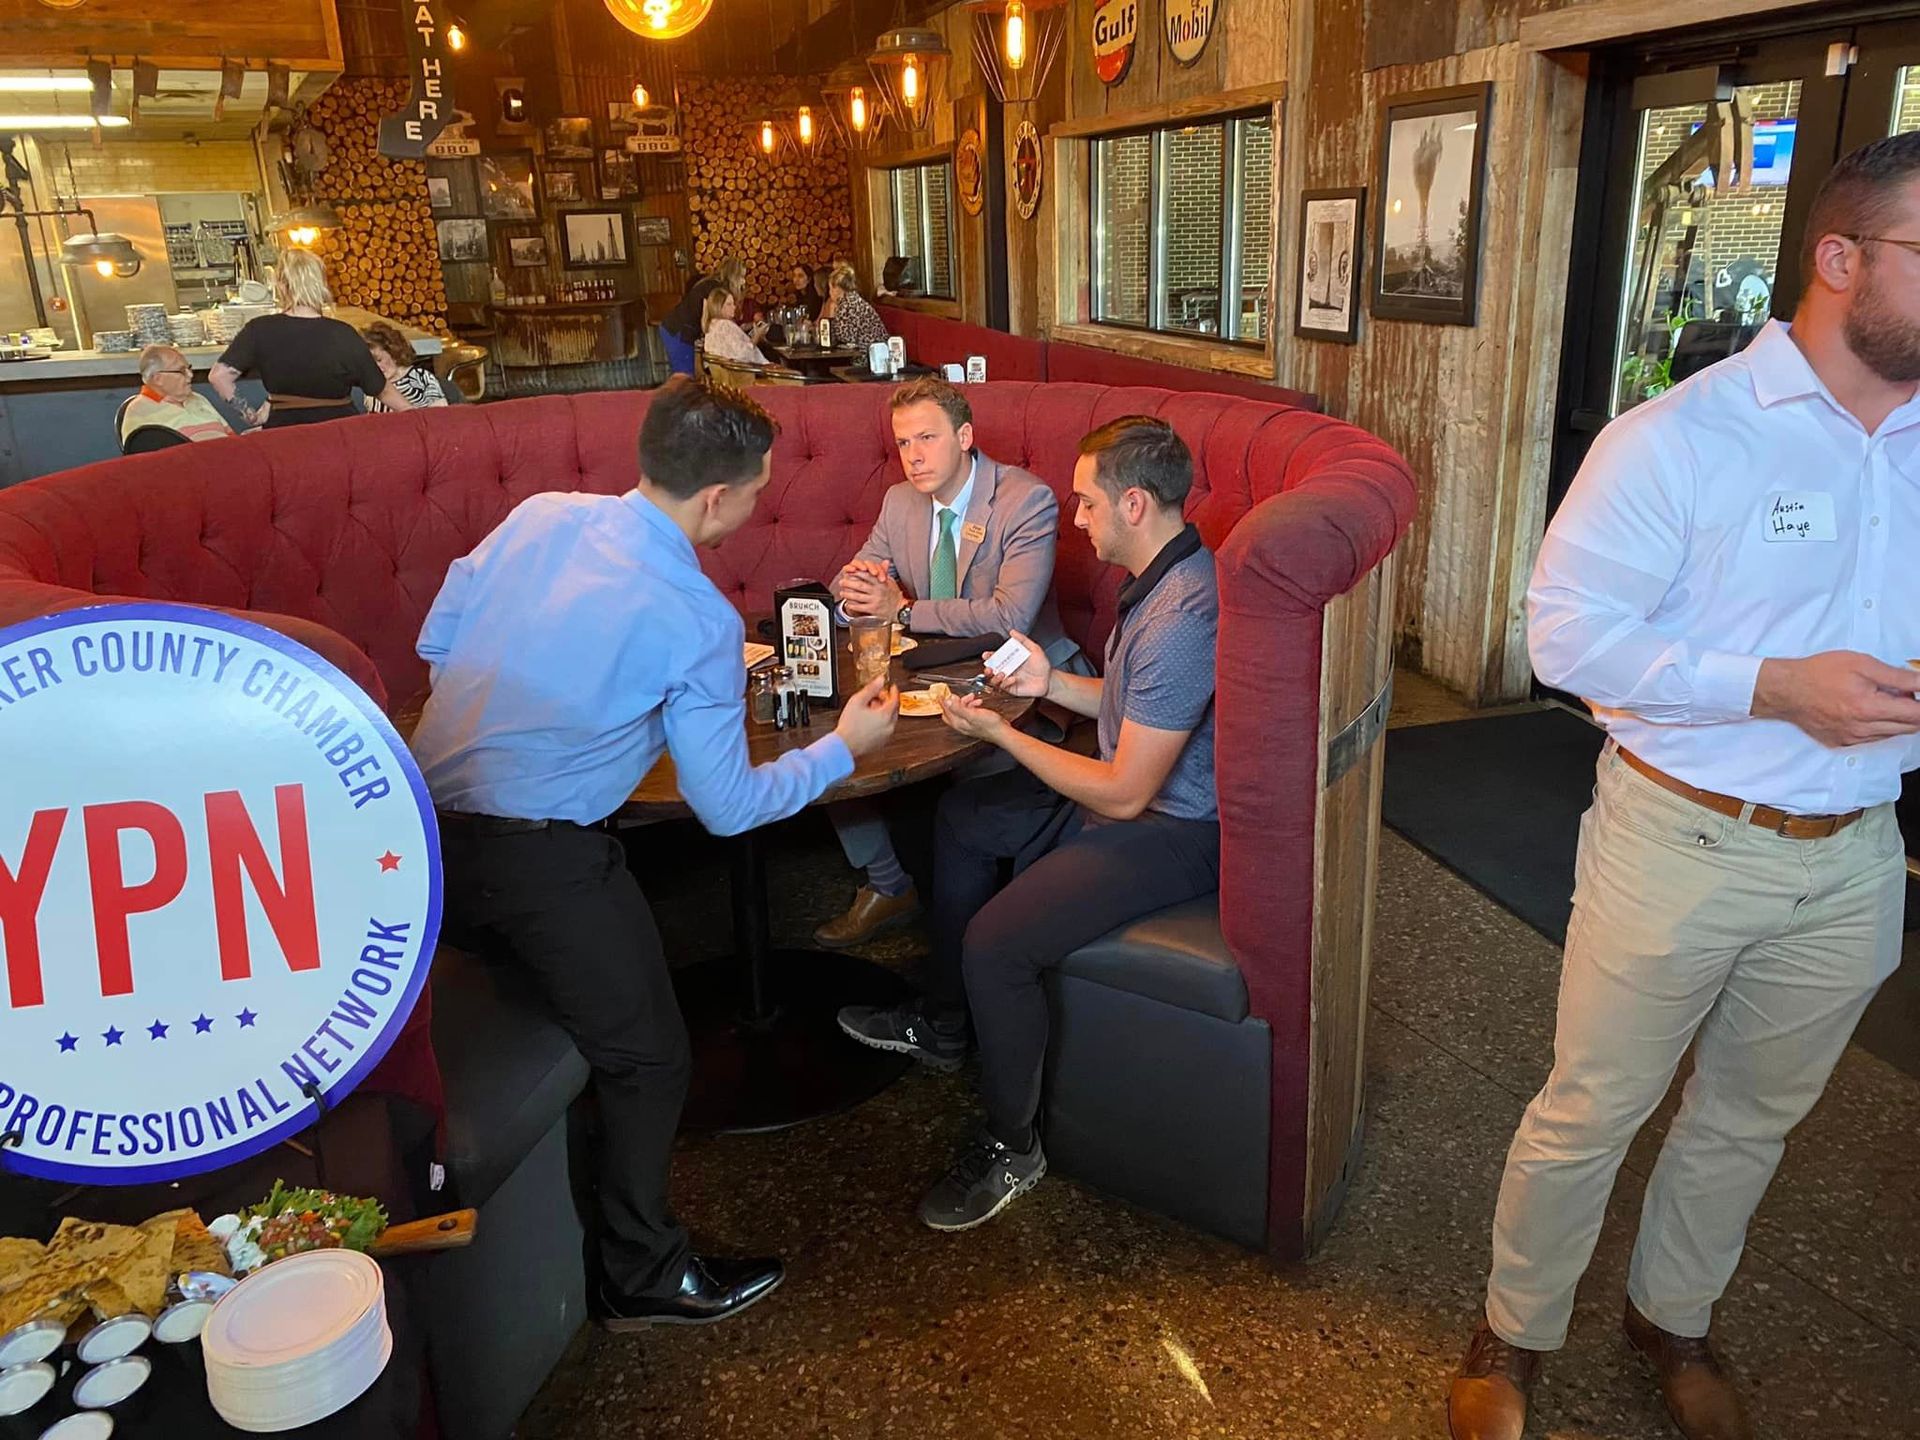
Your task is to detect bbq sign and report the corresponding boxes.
[0,607,440,1184]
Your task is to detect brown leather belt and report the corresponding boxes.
[266,393,353,409]
[1616,748,1863,840]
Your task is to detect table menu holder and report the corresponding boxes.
[775,579,839,706]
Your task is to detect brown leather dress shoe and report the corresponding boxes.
[1623,1302,1751,1440]
[1448,1321,1543,1440]
[814,885,921,947]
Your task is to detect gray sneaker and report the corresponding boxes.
[918,1131,1047,1231]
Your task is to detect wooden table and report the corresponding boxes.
[762,342,866,375]
[628,645,1031,1133]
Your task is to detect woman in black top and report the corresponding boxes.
[660,256,746,375]
[210,250,411,428]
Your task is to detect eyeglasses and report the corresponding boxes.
[1847,234,1920,258]
[160,367,192,376]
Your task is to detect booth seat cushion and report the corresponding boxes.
[1045,340,1321,411]
[430,946,590,1210]
[1061,896,1245,1022]
[875,305,1047,381]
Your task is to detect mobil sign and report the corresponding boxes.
[0,606,440,1184]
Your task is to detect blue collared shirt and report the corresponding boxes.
[410,488,853,828]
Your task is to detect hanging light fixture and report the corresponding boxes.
[867,26,950,140]
[963,0,1068,107]
[632,81,650,108]
[796,105,814,147]
[603,0,716,41]
[758,116,781,156]
[446,21,469,51]
[271,202,342,250]
[821,59,889,153]
[60,232,142,279]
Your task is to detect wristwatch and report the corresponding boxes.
[896,602,913,628]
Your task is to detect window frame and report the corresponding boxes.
[1086,107,1272,348]
[882,158,959,302]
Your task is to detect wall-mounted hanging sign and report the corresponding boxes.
[426,110,482,158]
[1092,0,1138,85]
[956,128,985,216]
[378,0,458,157]
[623,105,683,155]
[1012,119,1043,220]
[1165,0,1217,65]
[0,606,441,1185]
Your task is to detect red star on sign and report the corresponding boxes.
[377,851,403,872]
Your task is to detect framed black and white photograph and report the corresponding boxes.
[561,209,631,269]
[599,149,639,200]
[478,151,538,221]
[508,235,549,268]
[544,169,582,203]
[1371,83,1490,326]
[544,117,594,159]
[436,218,488,263]
[426,175,453,210]
[1295,187,1364,343]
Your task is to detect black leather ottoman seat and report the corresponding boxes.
[1045,896,1272,1249]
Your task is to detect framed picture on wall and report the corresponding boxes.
[544,169,582,203]
[599,149,638,201]
[1370,83,1490,325]
[1295,188,1364,343]
[544,117,594,159]
[436,218,488,263]
[426,175,453,210]
[478,151,538,221]
[508,235,549,268]
[562,209,631,268]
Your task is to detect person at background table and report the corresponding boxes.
[839,416,1219,1231]
[1449,133,1920,1440]
[818,376,1082,948]
[410,377,900,1328]
[701,288,770,366]
[789,262,822,320]
[362,320,447,412]
[661,256,746,377]
[120,344,233,451]
[820,261,887,351]
[811,265,832,320]
[209,249,412,428]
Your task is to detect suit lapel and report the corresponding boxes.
[900,483,933,600]
[954,457,997,591]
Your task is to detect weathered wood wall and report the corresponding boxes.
[0,0,342,70]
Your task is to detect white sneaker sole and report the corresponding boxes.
[836,1015,963,1072]
[922,1156,1048,1232]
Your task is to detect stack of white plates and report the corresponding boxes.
[93,330,136,354]
[202,1250,391,1433]
[198,309,230,344]
[167,312,205,346]
[220,302,275,336]
[124,304,171,347]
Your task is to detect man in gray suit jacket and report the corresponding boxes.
[819,377,1081,946]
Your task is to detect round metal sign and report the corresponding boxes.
[1165,0,1218,64]
[1091,0,1138,86]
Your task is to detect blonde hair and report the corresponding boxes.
[701,287,735,332]
[714,257,747,294]
[274,248,334,312]
[829,261,860,295]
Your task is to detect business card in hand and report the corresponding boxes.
[983,636,1032,680]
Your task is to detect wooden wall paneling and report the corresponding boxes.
[1223,0,1289,92]
[1304,549,1395,1251]
[1517,0,1816,51]
[955,92,992,327]
[1006,59,1070,334]
[0,0,343,71]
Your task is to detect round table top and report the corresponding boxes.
[764,343,867,364]
[622,649,1030,821]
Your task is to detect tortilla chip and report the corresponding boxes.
[0,1260,88,1333]
[106,1215,177,1316]
[80,1276,140,1321]
[0,1237,45,1294]
[168,1211,231,1279]
[45,1218,141,1271]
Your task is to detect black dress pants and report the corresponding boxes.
[927,768,1221,1141]
[438,818,693,1298]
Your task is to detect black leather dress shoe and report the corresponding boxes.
[598,1255,784,1330]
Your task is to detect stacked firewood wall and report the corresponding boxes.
[679,74,853,300]
[305,79,449,333]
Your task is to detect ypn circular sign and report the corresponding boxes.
[0,605,440,1185]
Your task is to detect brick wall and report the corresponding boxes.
[1898,71,1920,134]
[888,162,955,297]
[27,138,262,198]
[1096,133,1150,324]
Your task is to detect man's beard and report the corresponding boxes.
[1844,258,1920,383]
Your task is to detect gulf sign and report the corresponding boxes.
[1092,0,1137,85]
[0,607,440,1184]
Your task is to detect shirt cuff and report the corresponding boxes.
[1693,648,1763,720]
[812,732,856,784]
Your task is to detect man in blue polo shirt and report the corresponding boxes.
[838,415,1220,1230]
[410,377,899,1325]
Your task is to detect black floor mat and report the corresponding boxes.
[1383,707,1920,1082]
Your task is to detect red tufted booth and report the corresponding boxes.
[0,381,1414,1254]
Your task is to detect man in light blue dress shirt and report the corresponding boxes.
[410,377,898,1328]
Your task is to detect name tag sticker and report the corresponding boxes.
[1761,492,1837,543]
[962,522,987,543]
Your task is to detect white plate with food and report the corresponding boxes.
[899,683,954,718]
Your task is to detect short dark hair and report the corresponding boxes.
[361,320,414,369]
[889,375,972,433]
[638,375,779,499]
[1802,131,1920,278]
[1078,416,1192,509]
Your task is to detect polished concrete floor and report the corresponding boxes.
[519,677,1920,1439]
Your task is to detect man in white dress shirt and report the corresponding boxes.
[1451,133,1920,1440]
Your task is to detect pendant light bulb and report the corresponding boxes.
[797,105,813,145]
[760,119,776,154]
[849,86,868,132]
[1004,1,1028,70]
[632,81,650,107]
[94,259,115,278]
[902,55,920,107]
[446,22,468,51]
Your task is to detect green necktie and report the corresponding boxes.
[930,507,959,600]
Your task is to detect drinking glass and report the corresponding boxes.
[849,616,892,688]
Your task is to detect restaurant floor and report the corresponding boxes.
[517,674,1920,1440]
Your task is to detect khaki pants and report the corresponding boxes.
[1486,744,1904,1349]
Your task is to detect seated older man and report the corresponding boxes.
[121,345,235,451]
